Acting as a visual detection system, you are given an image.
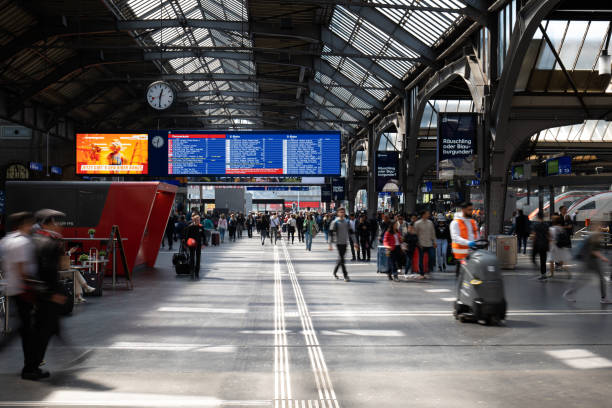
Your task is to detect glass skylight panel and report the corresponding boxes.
[536,20,567,70]
[559,21,589,69]
[126,0,164,18]
[200,0,226,20]
[376,0,462,47]
[178,0,198,12]
[576,21,610,70]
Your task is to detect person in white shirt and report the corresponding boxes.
[287,214,297,244]
[0,212,44,379]
[270,213,281,245]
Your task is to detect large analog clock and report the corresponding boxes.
[146,81,175,110]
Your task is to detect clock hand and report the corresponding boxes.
[158,88,164,108]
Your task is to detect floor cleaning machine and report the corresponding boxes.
[454,239,507,325]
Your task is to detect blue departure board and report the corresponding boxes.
[154,130,340,176]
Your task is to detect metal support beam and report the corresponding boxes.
[44,82,114,130]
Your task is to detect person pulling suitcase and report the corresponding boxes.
[183,214,207,279]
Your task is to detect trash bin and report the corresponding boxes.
[495,235,517,269]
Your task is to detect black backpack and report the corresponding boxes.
[556,229,571,248]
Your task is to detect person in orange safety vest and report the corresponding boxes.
[450,202,480,277]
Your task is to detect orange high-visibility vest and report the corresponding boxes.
[451,218,478,259]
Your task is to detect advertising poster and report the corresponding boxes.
[76,133,148,174]
[376,151,399,192]
[437,113,477,180]
[332,178,345,201]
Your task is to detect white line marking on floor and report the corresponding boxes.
[273,244,292,407]
[319,330,404,337]
[425,289,451,293]
[309,309,612,317]
[106,342,237,353]
[281,241,340,408]
[158,307,247,314]
[0,391,271,407]
[440,297,457,302]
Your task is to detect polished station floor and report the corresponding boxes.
[1,234,612,408]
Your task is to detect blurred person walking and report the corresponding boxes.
[28,209,70,380]
[0,212,42,380]
[329,208,354,282]
[549,215,571,277]
[563,228,612,304]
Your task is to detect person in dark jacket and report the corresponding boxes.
[356,214,371,262]
[515,209,530,254]
[28,209,68,380]
[258,213,270,245]
[402,223,419,276]
[434,214,451,272]
[296,213,305,242]
[246,213,255,238]
[183,214,207,278]
[164,212,176,250]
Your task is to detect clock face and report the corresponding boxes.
[147,81,175,110]
[152,135,165,148]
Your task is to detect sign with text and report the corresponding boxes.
[437,113,477,180]
[332,178,345,201]
[376,151,399,192]
[149,130,340,176]
[546,156,571,176]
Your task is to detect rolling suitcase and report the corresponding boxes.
[58,279,74,316]
[211,231,220,246]
[173,245,191,275]
[82,268,104,296]
[377,246,389,273]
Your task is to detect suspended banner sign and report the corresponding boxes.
[376,151,399,192]
[332,178,345,201]
[437,113,477,180]
[321,184,332,203]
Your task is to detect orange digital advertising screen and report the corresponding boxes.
[76,133,148,174]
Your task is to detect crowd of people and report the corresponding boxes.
[167,203,486,284]
[510,206,612,303]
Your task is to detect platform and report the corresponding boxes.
[1,235,611,408]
